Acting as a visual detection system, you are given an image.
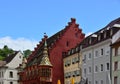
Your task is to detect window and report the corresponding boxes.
[9,71,13,78]
[95,51,98,57]
[114,61,118,71]
[89,38,91,44]
[40,68,51,77]
[0,72,1,78]
[101,64,103,71]
[2,71,3,77]
[95,81,98,84]
[104,32,106,38]
[89,67,91,73]
[0,81,3,84]
[114,76,118,84]
[106,63,109,70]
[72,58,75,64]
[76,70,80,76]
[83,55,86,63]
[101,49,103,55]
[89,81,91,84]
[68,72,71,78]
[110,29,113,36]
[68,60,71,66]
[10,82,13,84]
[95,66,98,72]
[115,47,118,56]
[89,53,91,59]
[98,35,100,41]
[84,68,86,77]
[19,56,21,59]
[101,80,103,84]
[66,41,69,47]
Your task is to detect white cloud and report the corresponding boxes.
[0,36,38,51]
[85,32,93,37]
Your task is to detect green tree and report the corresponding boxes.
[23,49,32,58]
[0,45,14,60]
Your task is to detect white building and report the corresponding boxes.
[81,18,120,84]
[0,51,23,84]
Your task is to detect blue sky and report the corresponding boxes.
[0,0,120,50]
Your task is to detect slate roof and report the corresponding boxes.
[81,17,120,48]
[3,51,19,63]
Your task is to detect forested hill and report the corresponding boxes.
[0,45,32,60]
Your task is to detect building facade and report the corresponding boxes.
[0,51,23,84]
[111,30,120,84]
[23,18,85,84]
[63,45,82,84]
[81,18,120,84]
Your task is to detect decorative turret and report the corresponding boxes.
[40,39,52,66]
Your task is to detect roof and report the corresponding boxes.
[80,17,120,48]
[64,17,120,57]
[111,37,120,46]
[27,18,84,63]
[3,51,19,63]
[0,61,6,67]
[40,41,52,66]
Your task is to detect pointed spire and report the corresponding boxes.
[40,38,52,66]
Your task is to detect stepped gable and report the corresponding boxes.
[3,51,19,63]
[80,17,120,49]
[46,18,84,47]
[27,18,84,63]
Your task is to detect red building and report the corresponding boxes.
[18,38,53,84]
[19,18,85,84]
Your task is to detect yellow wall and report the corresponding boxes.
[63,52,82,84]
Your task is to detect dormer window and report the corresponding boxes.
[101,33,104,40]
[76,47,78,52]
[71,49,74,54]
[89,38,91,44]
[68,51,70,55]
[104,31,106,38]
[98,35,100,41]
[110,29,113,36]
